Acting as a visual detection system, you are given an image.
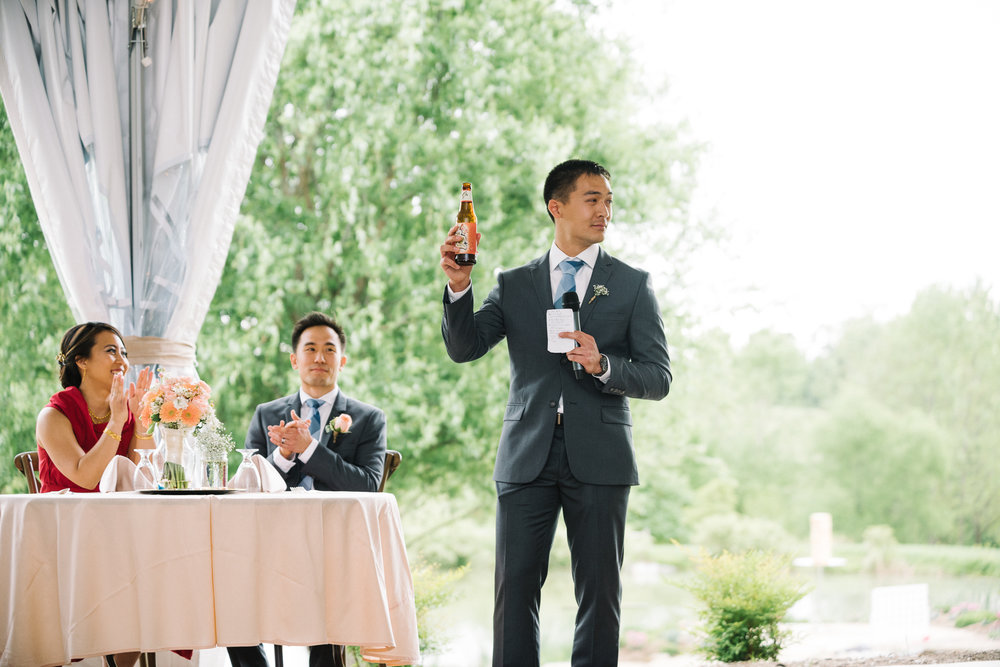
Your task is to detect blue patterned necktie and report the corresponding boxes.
[300,398,324,491]
[305,398,324,440]
[554,259,585,308]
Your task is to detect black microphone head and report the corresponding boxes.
[562,291,580,311]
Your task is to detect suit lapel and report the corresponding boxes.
[529,252,552,310]
[284,394,302,421]
[581,248,615,328]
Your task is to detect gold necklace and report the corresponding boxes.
[88,406,111,424]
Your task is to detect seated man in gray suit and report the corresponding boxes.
[227,311,386,667]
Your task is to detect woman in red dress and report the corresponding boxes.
[36,322,154,493]
[34,323,193,666]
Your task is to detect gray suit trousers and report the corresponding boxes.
[494,424,630,667]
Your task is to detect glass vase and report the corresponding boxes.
[200,451,229,489]
[158,425,194,489]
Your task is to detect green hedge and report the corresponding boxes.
[832,542,1000,577]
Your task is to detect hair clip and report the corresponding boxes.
[56,352,67,366]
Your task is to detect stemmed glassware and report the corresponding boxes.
[228,448,262,492]
[133,448,158,490]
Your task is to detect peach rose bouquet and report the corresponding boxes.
[139,374,215,489]
[139,375,214,433]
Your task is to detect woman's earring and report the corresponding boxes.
[81,366,87,384]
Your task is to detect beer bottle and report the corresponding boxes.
[454,182,477,266]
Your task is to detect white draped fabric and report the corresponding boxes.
[0,0,296,375]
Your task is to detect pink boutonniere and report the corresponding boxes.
[325,413,352,441]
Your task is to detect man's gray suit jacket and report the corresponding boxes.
[442,247,671,485]
[245,390,386,491]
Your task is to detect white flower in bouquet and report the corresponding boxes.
[195,415,236,459]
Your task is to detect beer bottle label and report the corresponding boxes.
[456,222,476,253]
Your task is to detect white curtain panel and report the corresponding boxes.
[0,0,296,376]
[0,0,133,325]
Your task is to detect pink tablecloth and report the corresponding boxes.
[0,491,420,667]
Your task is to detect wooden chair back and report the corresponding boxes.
[378,449,402,493]
[14,451,41,494]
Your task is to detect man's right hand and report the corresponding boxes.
[439,223,480,292]
[267,411,312,459]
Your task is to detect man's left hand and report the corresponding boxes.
[559,330,603,375]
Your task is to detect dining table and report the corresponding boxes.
[0,490,421,667]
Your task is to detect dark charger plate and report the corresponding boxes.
[138,488,239,495]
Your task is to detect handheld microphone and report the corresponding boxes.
[562,291,585,380]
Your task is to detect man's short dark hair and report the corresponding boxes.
[543,159,612,222]
[291,311,346,351]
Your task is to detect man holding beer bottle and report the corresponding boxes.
[439,159,672,666]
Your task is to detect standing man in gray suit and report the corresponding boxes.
[439,159,671,667]
[227,311,386,667]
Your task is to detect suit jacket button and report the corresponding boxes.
[549,401,557,408]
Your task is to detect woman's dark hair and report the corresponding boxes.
[57,322,126,388]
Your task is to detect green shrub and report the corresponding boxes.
[955,609,999,628]
[679,549,810,662]
[830,541,1000,576]
[898,543,1000,577]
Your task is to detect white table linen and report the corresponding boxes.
[0,491,419,667]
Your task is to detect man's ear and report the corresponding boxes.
[289,352,298,370]
[339,354,348,371]
[547,198,561,220]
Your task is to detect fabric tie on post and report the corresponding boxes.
[554,258,585,308]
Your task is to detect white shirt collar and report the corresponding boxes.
[299,387,339,407]
[549,243,600,273]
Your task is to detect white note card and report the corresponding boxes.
[546,308,577,353]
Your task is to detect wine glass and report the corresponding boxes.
[133,448,158,490]
[228,448,262,492]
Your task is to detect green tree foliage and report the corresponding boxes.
[0,107,74,493]
[654,285,1000,548]
[812,387,951,543]
[196,0,700,524]
[658,328,827,541]
[829,284,1000,544]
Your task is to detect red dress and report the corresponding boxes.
[38,386,134,493]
